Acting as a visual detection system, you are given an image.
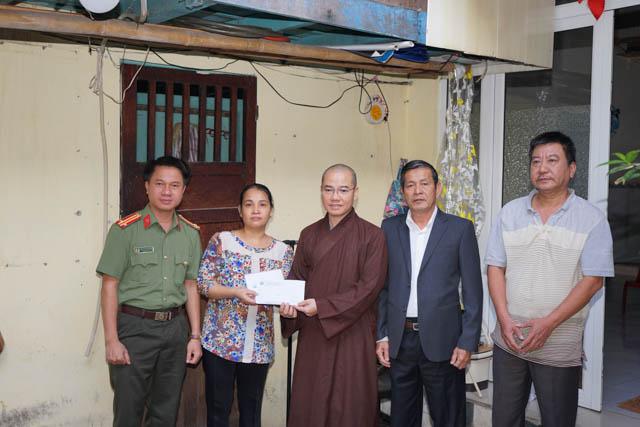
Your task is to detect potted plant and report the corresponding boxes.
[601,149,640,184]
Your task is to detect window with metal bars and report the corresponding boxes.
[120,64,257,241]
[133,76,249,164]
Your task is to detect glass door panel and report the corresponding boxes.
[503,27,593,204]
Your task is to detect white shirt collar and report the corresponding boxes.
[406,208,438,233]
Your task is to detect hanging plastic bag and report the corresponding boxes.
[383,159,408,219]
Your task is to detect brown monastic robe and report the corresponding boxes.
[282,209,388,427]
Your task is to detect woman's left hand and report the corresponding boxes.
[279,303,298,318]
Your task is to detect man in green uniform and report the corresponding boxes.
[96,156,203,427]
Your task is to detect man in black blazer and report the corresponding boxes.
[376,160,483,427]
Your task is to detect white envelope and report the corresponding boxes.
[244,270,305,305]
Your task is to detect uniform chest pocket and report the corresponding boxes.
[174,254,190,284]
[129,253,159,283]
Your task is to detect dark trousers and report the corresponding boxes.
[492,346,580,427]
[389,330,466,427]
[109,312,189,427]
[202,350,269,427]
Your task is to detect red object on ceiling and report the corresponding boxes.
[263,36,291,42]
[577,0,605,20]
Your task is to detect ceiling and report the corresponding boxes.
[0,1,479,74]
[3,0,428,46]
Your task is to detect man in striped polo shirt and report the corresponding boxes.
[486,132,614,427]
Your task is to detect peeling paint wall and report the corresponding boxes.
[0,39,441,426]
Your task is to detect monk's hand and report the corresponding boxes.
[498,314,524,352]
[450,347,471,370]
[279,303,298,319]
[105,338,131,365]
[376,341,391,368]
[235,287,257,305]
[296,299,317,317]
[186,339,202,365]
[518,317,554,353]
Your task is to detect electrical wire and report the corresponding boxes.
[250,62,365,109]
[252,62,353,83]
[121,48,149,101]
[151,49,239,72]
[49,34,409,87]
[106,45,126,69]
[367,74,394,178]
[88,45,150,104]
[437,53,458,73]
[355,70,373,115]
[86,39,397,115]
[85,40,399,181]
[250,62,391,113]
[256,61,412,85]
[474,60,489,83]
[85,38,110,358]
[373,76,390,120]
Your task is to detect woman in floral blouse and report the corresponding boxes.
[197,183,293,427]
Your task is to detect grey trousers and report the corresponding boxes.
[492,346,580,427]
[109,311,189,427]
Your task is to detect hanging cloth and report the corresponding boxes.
[383,158,408,219]
[437,66,485,237]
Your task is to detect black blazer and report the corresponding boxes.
[377,209,483,362]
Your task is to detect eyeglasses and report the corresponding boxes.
[322,186,354,196]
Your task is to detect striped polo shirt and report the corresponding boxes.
[485,190,614,367]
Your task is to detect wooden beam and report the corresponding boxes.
[0,5,452,76]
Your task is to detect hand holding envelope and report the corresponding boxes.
[244,270,305,306]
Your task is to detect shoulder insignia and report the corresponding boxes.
[179,214,200,231]
[116,212,142,229]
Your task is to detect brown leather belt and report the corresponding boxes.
[119,304,185,321]
[405,318,419,331]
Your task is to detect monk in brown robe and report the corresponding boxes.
[279,164,388,427]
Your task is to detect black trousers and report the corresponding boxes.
[389,330,466,427]
[492,346,580,427]
[202,350,269,427]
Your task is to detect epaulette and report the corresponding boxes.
[179,214,200,231]
[116,212,142,229]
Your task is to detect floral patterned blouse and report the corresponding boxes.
[197,231,294,364]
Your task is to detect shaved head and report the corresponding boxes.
[321,164,357,187]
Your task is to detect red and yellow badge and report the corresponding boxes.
[116,212,142,229]
[143,214,152,229]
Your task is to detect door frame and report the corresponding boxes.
[473,0,640,411]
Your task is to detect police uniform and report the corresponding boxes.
[96,205,202,427]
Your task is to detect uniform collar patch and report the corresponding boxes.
[143,214,152,229]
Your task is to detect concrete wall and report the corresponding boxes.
[426,0,555,68]
[0,39,441,426]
